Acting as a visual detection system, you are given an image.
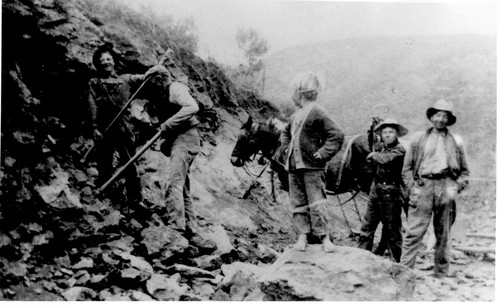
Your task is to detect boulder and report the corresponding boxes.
[258,245,416,301]
[190,233,218,256]
[115,252,154,273]
[203,225,234,254]
[72,257,94,270]
[220,262,266,285]
[73,270,91,286]
[257,243,280,263]
[99,289,131,301]
[191,280,216,298]
[130,291,154,301]
[117,267,151,288]
[219,262,267,301]
[141,225,189,256]
[62,287,97,301]
[193,255,223,271]
[166,264,216,279]
[146,273,189,301]
[35,170,82,209]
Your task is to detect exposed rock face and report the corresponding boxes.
[258,245,416,301]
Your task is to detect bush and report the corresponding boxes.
[79,0,198,53]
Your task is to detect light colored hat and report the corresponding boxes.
[426,99,456,126]
[374,118,408,137]
[291,71,321,94]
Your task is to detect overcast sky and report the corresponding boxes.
[118,0,497,65]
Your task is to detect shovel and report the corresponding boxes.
[95,129,164,194]
[80,49,175,164]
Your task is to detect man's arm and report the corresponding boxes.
[402,137,417,190]
[316,108,345,160]
[87,81,102,140]
[454,134,470,192]
[370,144,405,165]
[160,82,198,131]
[280,117,292,149]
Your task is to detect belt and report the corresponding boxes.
[375,181,399,188]
[420,173,448,180]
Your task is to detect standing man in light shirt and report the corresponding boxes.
[280,72,345,252]
[143,66,201,237]
[400,99,469,278]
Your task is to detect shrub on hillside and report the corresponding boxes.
[79,0,198,53]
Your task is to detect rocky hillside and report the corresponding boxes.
[1,0,495,301]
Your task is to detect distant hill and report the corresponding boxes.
[263,35,496,178]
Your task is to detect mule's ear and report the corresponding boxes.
[244,116,253,129]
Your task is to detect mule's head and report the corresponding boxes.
[230,116,285,167]
[230,116,259,167]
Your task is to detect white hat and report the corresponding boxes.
[292,71,321,94]
[426,99,456,126]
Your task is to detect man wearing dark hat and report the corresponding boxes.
[358,118,408,262]
[87,44,158,207]
[400,99,469,278]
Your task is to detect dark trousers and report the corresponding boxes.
[358,183,403,262]
[95,125,141,202]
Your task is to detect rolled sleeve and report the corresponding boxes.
[162,82,199,130]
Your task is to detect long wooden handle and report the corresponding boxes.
[95,130,163,194]
[80,49,174,164]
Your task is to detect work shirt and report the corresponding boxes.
[289,102,315,169]
[370,141,406,185]
[148,81,200,132]
[402,127,470,190]
[88,73,144,129]
[419,130,448,176]
[281,101,344,171]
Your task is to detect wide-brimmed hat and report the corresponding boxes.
[92,43,118,71]
[374,118,408,137]
[426,99,456,126]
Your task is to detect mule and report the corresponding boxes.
[230,116,383,195]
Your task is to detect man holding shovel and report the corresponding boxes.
[87,44,160,207]
[141,66,201,236]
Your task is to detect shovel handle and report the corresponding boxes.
[80,48,174,164]
[95,130,163,194]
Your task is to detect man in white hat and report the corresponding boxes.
[400,99,469,278]
[358,118,408,263]
[281,71,345,252]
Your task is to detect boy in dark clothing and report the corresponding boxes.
[358,118,408,262]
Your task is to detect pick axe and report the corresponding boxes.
[80,48,175,164]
